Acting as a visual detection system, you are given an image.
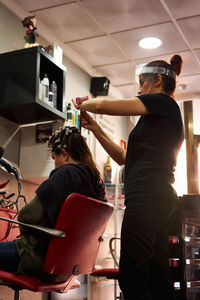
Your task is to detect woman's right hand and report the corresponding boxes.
[80,111,100,134]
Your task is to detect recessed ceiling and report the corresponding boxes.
[2,0,200,99]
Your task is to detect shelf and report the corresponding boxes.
[187,281,200,288]
[185,236,200,243]
[180,194,200,213]
[105,183,124,188]
[186,259,200,265]
[186,264,200,269]
[185,236,200,248]
[0,98,65,124]
[0,47,66,125]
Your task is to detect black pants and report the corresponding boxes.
[118,197,177,300]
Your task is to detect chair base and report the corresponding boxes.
[14,290,19,300]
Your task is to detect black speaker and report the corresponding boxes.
[90,77,110,97]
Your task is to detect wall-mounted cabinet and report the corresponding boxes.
[0,47,66,124]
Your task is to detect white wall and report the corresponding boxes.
[0,2,24,53]
[63,55,92,102]
[0,2,48,54]
[0,3,24,164]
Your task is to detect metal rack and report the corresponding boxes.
[177,195,200,300]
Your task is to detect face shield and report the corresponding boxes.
[134,63,146,95]
[134,64,176,95]
[130,63,147,124]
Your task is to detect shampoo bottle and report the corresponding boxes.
[104,156,112,184]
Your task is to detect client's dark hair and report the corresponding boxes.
[143,54,183,95]
[48,126,101,182]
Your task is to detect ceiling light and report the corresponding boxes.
[177,83,189,90]
[138,37,162,49]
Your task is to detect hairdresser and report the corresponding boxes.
[0,126,106,282]
[73,55,184,300]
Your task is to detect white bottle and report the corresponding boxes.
[66,103,73,126]
[48,91,54,107]
[43,74,49,103]
[38,79,43,101]
[50,81,57,108]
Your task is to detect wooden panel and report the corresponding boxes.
[183,101,199,194]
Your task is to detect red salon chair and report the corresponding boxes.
[0,193,114,300]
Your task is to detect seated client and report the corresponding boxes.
[0,126,106,281]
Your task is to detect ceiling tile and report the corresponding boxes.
[177,16,200,49]
[194,49,200,61]
[30,2,104,42]
[82,0,170,33]
[134,54,172,66]
[175,75,200,97]
[68,36,127,66]
[15,0,74,12]
[95,62,134,85]
[179,51,200,77]
[193,50,200,73]
[164,0,200,20]
[112,22,188,60]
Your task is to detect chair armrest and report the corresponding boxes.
[109,237,120,267]
[0,217,66,237]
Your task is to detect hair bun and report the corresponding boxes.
[170,55,183,76]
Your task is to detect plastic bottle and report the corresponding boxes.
[104,156,112,184]
[48,91,54,107]
[74,107,80,129]
[66,103,73,126]
[50,81,57,108]
[72,107,76,126]
[38,79,43,101]
[42,74,49,103]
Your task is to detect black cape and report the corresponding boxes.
[36,164,106,227]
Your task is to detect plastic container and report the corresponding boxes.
[48,91,54,107]
[66,103,73,126]
[104,156,112,184]
[50,81,57,108]
[42,73,49,103]
[38,79,44,101]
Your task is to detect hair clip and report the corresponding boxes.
[54,138,61,144]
